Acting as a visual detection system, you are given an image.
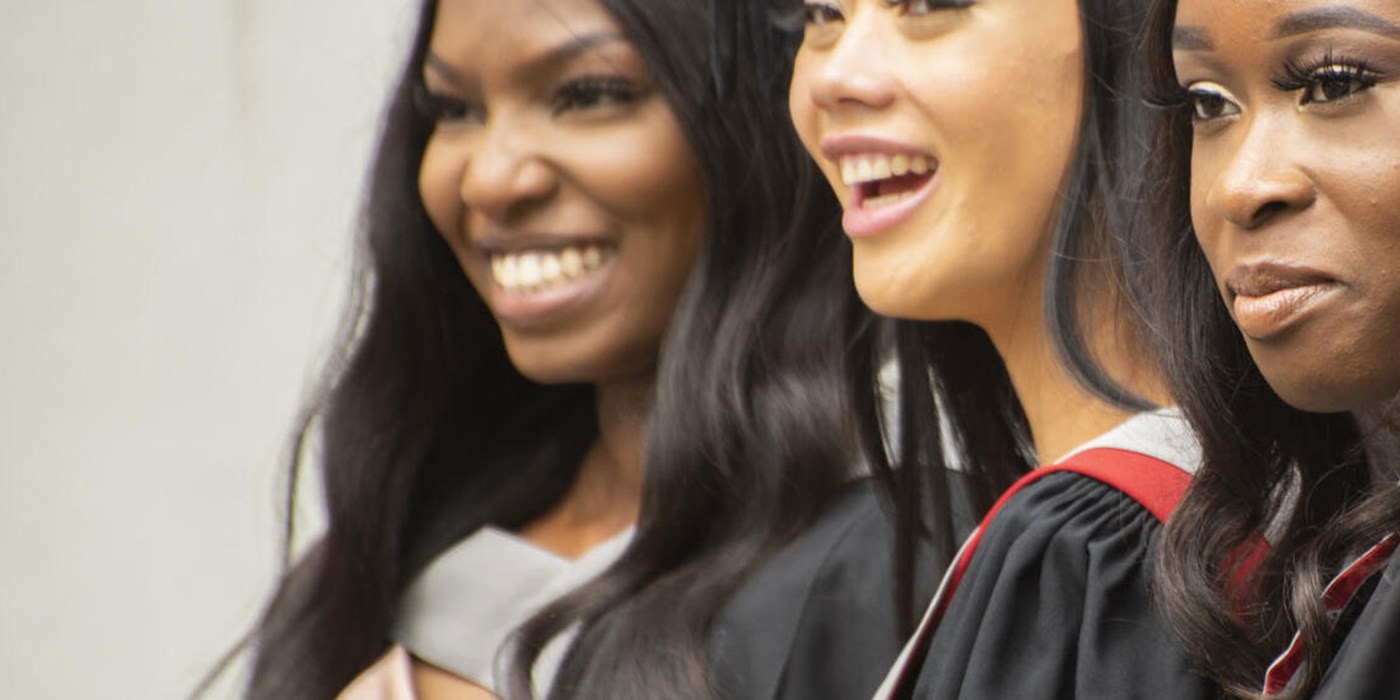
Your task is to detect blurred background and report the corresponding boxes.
[1,0,418,696]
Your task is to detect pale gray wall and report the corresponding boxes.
[0,1,419,696]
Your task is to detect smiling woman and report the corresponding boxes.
[236,0,876,698]
[1139,0,1400,697]
[416,0,706,389]
[781,0,1223,697]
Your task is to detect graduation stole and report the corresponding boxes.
[876,447,1193,700]
[1262,532,1399,696]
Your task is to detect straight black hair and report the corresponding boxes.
[848,0,1172,604]
[513,0,1178,694]
[1138,1,1400,696]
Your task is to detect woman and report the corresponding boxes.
[498,4,972,699]
[1142,0,1400,696]
[244,0,929,698]
[784,0,1217,696]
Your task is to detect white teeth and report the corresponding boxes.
[839,152,936,186]
[561,247,583,277]
[489,244,611,295]
[518,253,542,287]
[864,190,917,210]
[871,158,892,180]
[540,254,562,284]
[582,245,603,269]
[842,160,857,185]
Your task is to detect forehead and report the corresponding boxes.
[1173,0,1400,45]
[429,0,622,58]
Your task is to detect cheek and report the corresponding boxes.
[577,110,705,231]
[419,136,465,241]
[788,57,821,162]
[1188,156,1225,274]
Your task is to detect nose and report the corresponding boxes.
[1205,116,1316,230]
[803,14,896,113]
[459,119,558,221]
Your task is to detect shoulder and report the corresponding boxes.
[1314,548,1400,698]
[981,469,1169,561]
[910,468,1213,698]
[711,479,955,700]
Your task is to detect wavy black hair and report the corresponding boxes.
[233,0,915,698]
[1138,1,1400,697]
[508,0,1182,694]
[500,2,898,697]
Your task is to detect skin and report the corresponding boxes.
[790,0,1162,461]
[408,0,707,695]
[1174,0,1400,414]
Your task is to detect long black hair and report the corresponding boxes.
[828,0,1171,611]
[508,0,1175,696]
[1138,1,1400,696]
[499,2,880,697]
[243,1,600,696]
[242,0,902,698]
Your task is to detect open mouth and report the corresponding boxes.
[841,152,938,210]
[489,243,613,296]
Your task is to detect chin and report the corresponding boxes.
[854,279,916,320]
[503,342,600,386]
[852,261,929,321]
[1261,368,1386,416]
[503,334,654,388]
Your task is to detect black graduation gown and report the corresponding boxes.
[710,478,975,700]
[1312,548,1400,699]
[905,472,1218,699]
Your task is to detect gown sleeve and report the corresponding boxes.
[709,479,971,700]
[1312,548,1400,699]
[908,472,1217,699]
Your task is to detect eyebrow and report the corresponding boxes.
[424,31,626,87]
[1172,26,1213,51]
[1273,6,1400,39]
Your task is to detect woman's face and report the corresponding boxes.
[1174,0,1400,413]
[788,0,1085,328]
[418,0,707,386]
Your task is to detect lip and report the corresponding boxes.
[818,133,937,162]
[819,134,941,239]
[471,228,618,329]
[484,260,612,329]
[1225,262,1339,340]
[472,228,612,254]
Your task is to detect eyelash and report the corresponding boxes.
[1184,88,1235,124]
[413,83,479,124]
[800,0,973,26]
[412,74,643,125]
[1271,51,1380,105]
[549,75,644,115]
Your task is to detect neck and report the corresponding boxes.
[586,377,652,513]
[517,375,651,558]
[985,285,1168,465]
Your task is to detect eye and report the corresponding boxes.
[1185,83,1241,124]
[885,0,974,15]
[1273,54,1380,107]
[1300,64,1377,105]
[551,75,645,115]
[413,83,484,125]
[803,1,843,27]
